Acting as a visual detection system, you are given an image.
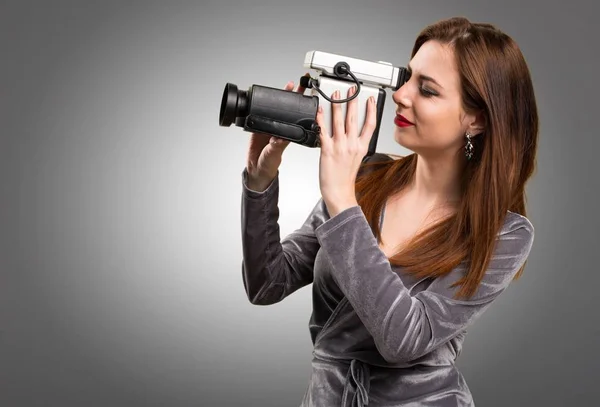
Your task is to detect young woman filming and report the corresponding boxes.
[240,16,537,407]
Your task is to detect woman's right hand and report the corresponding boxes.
[245,77,307,191]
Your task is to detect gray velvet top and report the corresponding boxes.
[240,156,534,407]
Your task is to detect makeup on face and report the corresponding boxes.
[394,114,415,127]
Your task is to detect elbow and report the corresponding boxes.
[246,291,263,305]
[245,284,284,306]
[242,264,277,306]
[244,285,276,305]
[247,293,280,306]
[378,300,433,364]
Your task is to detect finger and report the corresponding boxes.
[345,86,358,138]
[284,81,294,91]
[331,90,344,139]
[315,105,330,150]
[360,96,378,149]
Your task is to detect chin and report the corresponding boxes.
[393,128,417,151]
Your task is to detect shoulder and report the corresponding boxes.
[498,210,535,256]
[500,210,534,236]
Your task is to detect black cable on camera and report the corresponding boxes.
[308,61,362,103]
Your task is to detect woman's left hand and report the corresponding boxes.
[317,86,377,218]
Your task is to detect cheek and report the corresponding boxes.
[415,103,462,145]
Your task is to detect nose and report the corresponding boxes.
[392,83,411,109]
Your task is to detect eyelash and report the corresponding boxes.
[419,85,436,97]
[406,71,437,97]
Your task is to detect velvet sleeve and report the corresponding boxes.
[240,167,329,305]
[314,204,534,364]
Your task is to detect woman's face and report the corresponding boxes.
[392,40,479,158]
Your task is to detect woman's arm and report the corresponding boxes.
[240,152,395,306]
[241,167,326,305]
[314,205,534,363]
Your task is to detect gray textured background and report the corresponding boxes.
[1,0,597,406]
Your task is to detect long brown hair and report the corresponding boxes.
[356,17,539,300]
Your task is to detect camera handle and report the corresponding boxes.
[301,62,362,104]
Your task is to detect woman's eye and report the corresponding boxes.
[419,86,436,97]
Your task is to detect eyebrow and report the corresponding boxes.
[406,62,444,89]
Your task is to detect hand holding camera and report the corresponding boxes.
[219,50,410,190]
[244,78,307,192]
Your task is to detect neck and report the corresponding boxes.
[408,152,464,207]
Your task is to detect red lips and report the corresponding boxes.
[395,114,414,124]
[394,113,414,127]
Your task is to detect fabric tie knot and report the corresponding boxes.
[342,359,371,406]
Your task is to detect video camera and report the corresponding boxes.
[219,50,409,160]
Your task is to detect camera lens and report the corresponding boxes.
[219,83,249,127]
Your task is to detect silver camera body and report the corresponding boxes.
[303,50,407,151]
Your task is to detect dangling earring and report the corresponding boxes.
[465,132,474,160]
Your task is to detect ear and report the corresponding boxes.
[466,109,486,136]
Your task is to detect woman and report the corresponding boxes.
[240,16,537,407]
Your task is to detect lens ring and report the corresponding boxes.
[219,83,238,126]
